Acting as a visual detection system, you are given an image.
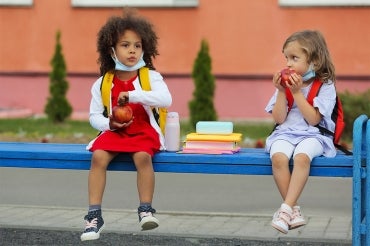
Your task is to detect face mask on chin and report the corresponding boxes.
[111,47,146,72]
[302,63,316,82]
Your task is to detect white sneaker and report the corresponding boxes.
[290,205,306,230]
[139,211,159,231]
[271,203,293,234]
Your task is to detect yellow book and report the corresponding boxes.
[185,133,242,142]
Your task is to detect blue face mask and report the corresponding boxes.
[302,63,316,81]
[111,47,146,72]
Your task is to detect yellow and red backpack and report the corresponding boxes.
[100,67,167,134]
[285,79,351,155]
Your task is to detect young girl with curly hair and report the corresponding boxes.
[265,30,337,234]
[81,10,172,241]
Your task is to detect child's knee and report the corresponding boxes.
[133,151,152,168]
[91,150,110,169]
[272,153,289,169]
[293,153,311,167]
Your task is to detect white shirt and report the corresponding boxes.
[88,70,172,150]
[265,81,337,157]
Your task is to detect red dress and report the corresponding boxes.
[89,75,161,156]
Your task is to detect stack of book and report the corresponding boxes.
[181,121,242,154]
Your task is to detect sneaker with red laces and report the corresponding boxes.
[290,205,306,230]
[138,205,159,231]
[271,203,293,234]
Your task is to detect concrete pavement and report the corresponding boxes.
[0,204,352,245]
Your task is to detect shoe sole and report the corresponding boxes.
[271,222,288,234]
[289,221,306,230]
[140,217,159,231]
[80,223,105,241]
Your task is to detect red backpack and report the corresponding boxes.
[285,79,351,155]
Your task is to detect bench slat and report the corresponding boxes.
[0,142,353,177]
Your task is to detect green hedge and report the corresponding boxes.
[339,89,370,141]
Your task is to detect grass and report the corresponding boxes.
[0,118,98,143]
[0,118,274,146]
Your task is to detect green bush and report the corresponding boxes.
[339,89,370,141]
[188,39,217,129]
[44,30,72,123]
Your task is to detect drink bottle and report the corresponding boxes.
[164,112,180,151]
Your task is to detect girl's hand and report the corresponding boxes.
[117,92,129,106]
[273,71,285,91]
[109,115,134,130]
[286,72,303,93]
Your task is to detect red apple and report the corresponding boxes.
[112,105,133,123]
[280,68,295,88]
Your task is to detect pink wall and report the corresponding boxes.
[1,0,370,75]
[0,0,369,120]
[0,75,367,120]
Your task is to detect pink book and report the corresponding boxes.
[184,140,238,150]
[181,147,241,155]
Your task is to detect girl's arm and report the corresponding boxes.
[292,90,322,126]
[127,70,172,107]
[271,71,288,124]
[288,73,322,126]
[89,78,110,131]
[271,90,288,124]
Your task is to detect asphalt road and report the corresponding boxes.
[0,228,351,246]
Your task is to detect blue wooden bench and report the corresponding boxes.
[0,114,369,245]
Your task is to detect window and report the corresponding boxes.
[71,0,198,8]
[0,0,32,6]
[279,0,370,6]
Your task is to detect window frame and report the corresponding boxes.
[279,0,370,7]
[0,0,32,6]
[71,0,198,8]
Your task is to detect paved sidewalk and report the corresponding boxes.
[0,204,351,244]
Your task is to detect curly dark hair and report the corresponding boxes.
[97,9,159,75]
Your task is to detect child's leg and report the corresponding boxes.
[270,140,295,235]
[81,149,116,241]
[132,151,159,230]
[132,151,155,203]
[270,140,295,200]
[89,149,117,205]
[284,138,324,207]
[286,152,311,230]
[284,153,310,207]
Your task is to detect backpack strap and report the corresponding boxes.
[285,88,294,112]
[100,68,167,135]
[138,67,151,90]
[137,67,167,134]
[278,79,351,155]
[307,79,322,106]
[101,71,114,117]
[272,79,322,134]
[335,143,353,155]
[307,80,336,138]
[285,79,322,112]
[101,68,149,118]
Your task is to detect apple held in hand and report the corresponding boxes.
[112,105,133,123]
[280,68,295,88]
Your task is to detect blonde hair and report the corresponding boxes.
[282,30,336,83]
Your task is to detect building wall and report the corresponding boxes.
[0,0,369,120]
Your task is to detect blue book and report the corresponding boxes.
[196,121,233,135]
